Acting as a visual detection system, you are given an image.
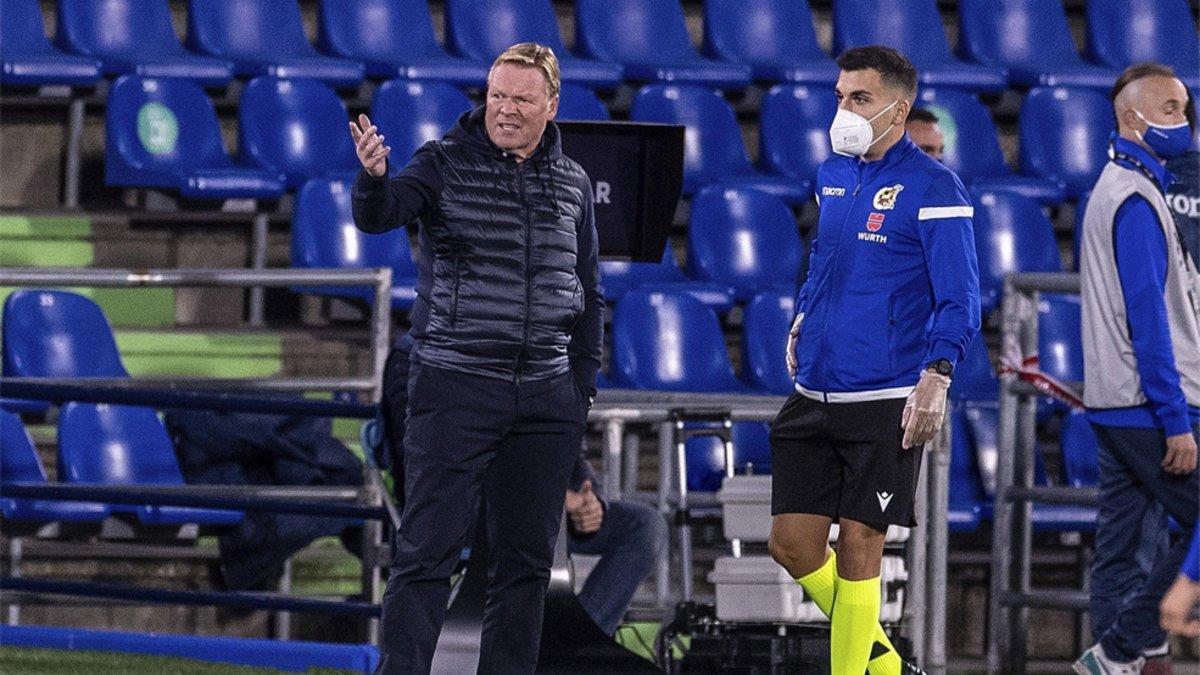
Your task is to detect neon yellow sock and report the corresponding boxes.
[795,553,901,675]
[831,575,884,674]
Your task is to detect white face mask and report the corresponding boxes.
[829,100,899,157]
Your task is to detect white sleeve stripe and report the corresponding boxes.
[918,206,974,220]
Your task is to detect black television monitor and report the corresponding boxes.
[557,121,684,262]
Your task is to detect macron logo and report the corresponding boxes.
[876,491,894,512]
[822,186,846,198]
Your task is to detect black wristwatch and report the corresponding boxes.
[927,358,954,378]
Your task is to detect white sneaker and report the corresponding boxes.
[1073,643,1145,675]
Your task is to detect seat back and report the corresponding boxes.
[55,0,181,61]
[575,0,699,64]
[186,0,314,59]
[316,0,442,64]
[445,0,567,62]
[742,291,795,395]
[611,289,742,392]
[370,80,472,166]
[759,84,837,182]
[1,410,47,483]
[950,334,999,402]
[106,75,230,187]
[957,0,1081,69]
[1019,87,1112,198]
[1037,293,1083,387]
[702,0,827,66]
[2,290,128,378]
[971,189,1062,315]
[59,403,185,485]
[832,0,954,66]
[599,247,686,298]
[556,83,609,121]
[685,421,772,491]
[915,88,1008,181]
[630,84,751,193]
[1061,409,1099,488]
[1086,0,1200,75]
[949,403,990,509]
[238,77,359,187]
[291,179,419,280]
[1,0,54,54]
[687,186,801,295]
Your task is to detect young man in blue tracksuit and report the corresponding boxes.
[1159,523,1200,639]
[1076,64,1200,675]
[767,46,980,675]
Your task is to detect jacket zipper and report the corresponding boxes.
[819,164,866,398]
[516,163,533,384]
[450,254,461,327]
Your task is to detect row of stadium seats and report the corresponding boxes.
[1,406,243,528]
[4,0,1196,92]
[106,72,1165,210]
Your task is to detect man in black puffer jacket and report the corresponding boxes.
[350,42,602,674]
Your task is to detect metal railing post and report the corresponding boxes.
[656,420,674,609]
[926,417,951,675]
[906,448,929,666]
[63,98,85,208]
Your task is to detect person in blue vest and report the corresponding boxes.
[767,45,980,675]
[1075,63,1200,675]
[351,42,603,674]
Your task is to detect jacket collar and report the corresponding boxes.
[1111,134,1174,193]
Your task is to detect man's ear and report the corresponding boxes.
[894,99,911,127]
[1119,107,1143,134]
[548,95,559,121]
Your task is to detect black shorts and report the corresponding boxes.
[769,393,923,532]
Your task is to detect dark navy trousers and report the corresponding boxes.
[375,359,587,674]
[1089,423,1199,661]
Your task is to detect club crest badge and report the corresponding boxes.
[866,212,885,232]
[873,184,904,210]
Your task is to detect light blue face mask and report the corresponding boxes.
[1135,110,1192,159]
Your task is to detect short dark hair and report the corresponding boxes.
[1110,62,1177,103]
[908,107,940,124]
[836,46,918,99]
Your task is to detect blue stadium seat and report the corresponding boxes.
[599,247,736,314]
[185,0,364,89]
[54,0,234,87]
[949,334,999,403]
[238,77,360,189]
[106,76,287,200]
[947,403,987,532]
[687,187,802,300]
[916,89,1066,205]
[758,84,838,184]
[971,189,1063,316]
[702,0,838,85]
[1085,0,1200,90]
[957,0,1120,90]
[315,0,488,84]
[369,80,472,168]
[611,290,748,392]
[290,179,419,310]
[59,402,243,527]
[742,291,795,395]
[0,0,102,86]
[1,410,110,523]
[832,0,1008,93]
[630,85,812,204]
[960,399,1097,531]
[1061,409,1100,489]
[685,422,773,492]
[556,83,610,121]
[2,290,128,380]
[1038,293,1083,392]
[574,0,751,89]
[444,0,622,88]
[2,290,129,415]
[1019,87,1113,200]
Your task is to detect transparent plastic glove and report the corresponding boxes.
[786,313,804,379]
[901,370,952,450]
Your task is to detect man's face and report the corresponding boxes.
[834,68,904,141]
[1131,76,1189,129]
[907,120,945,161]
[485,62,558,159]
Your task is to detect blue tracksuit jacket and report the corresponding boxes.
[794,134,981,401]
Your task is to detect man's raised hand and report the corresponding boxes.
[350,113,390,178]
